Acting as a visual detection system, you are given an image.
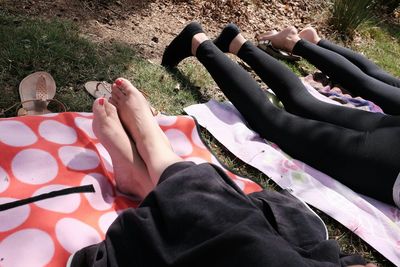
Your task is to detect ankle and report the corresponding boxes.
[192,33,209,56]
[229,34,246,55]
[286,35,301,52]
[137,141,182,184]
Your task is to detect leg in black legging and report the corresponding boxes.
[293,40,400,115]
[235,41,400,132]
[195,40,400,206]
[317,39,400,88]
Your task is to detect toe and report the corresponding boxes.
[116,78,137,95]
[112,84,122,100]
[104,99,118,117]
[109,97,117,106]
[92,98,107,118]
[114,86,125,99]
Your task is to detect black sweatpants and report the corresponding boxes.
[195,40,400,206]
[72,162,366,266]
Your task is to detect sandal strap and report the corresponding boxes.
[96,81,112,94]
[36,74,48,101]
[0,99,67,117]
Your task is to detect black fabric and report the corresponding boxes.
[195,40,400,205]
[213,23,240,53]
[161,22,204,68]
[237,41,400,132]
[0,184,95,211]
[72,162,366,267]
[317,39,400,88]
[293,39,400,115]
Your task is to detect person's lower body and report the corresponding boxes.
[214,25,400,132]
[162,22,400,206]
[78,76,368,266]
[296,26,400,88]
[317,40,400,88]
[294,39,400,115]
[71,160,367,266]
[259,26,400,115]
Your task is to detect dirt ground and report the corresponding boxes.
[1,0,329,62]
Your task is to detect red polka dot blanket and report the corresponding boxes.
[0,112,262,267]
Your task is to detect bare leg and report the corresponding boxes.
[110,78,182,183]
[92,98,154,199]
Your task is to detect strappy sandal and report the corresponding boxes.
[3,72,67,117]
[85,81,112,99]
[85,80,159,116]
[258,40,301,62]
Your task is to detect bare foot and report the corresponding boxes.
[257,26,301,53]
[92,98,154,199]
[299,26,321,44]
[110,78,182,182]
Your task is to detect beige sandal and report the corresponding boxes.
[85,80,159,116]
[84,81,112,99]
[17,72,66,116]
[0,72,66,117]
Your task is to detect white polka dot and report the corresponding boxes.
[0,166,10,193]
[0,198,30,232]
[165,129,193,156]
[33,185,81,213]
[95,143,113,173]
[0,229,54,267]
[39,120,77,145]
[191,127,206,149]
[12,149,58,184]
[77,112,93,117]
[58,146,100,170]
[98,211,119,234]
[184,156,208,164]
[81,173,114,211]
[39,113,59,117]
[157,115,177,126]
[0,121,37,147]
[38,120,77,145]
[74,117,96,139]
[234,179,245,190]
[211,156,224,168]
[55,218,101,253]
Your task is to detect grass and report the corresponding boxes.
[0,12,208,116]
[0,11,397,266]
[355,22,400,77]
[330,0,375,37]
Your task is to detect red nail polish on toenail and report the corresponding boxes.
[115,79,123,86]
[99,98,104,105]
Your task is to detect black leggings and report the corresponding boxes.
[294,39,400,115]
[317,39,400,89]
[195,40,400,206]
